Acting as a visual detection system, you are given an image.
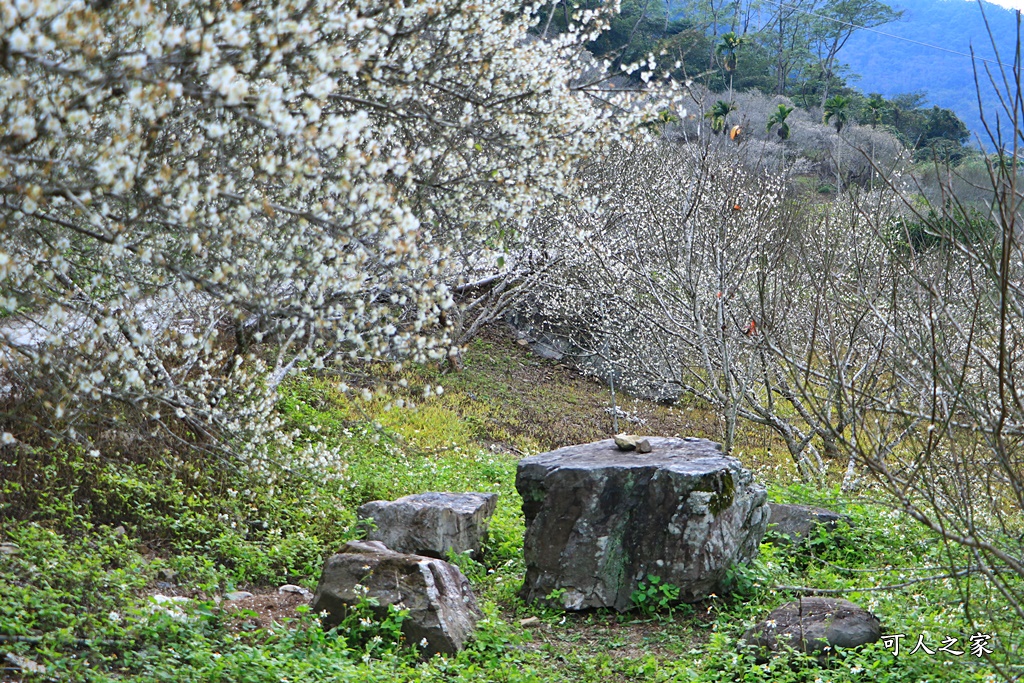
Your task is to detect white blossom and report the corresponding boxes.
[0,0,673,467]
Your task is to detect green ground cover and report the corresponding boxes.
[0,330,1011,682]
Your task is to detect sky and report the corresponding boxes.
[984,0,1022,9]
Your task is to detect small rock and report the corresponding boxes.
[313,540,481,656]
[529,340,564,361]
[358,492,498,559]
[278,584,312,598]
[613,434,652,453]
[0,542,20,555]
[744,597,881,657]
[6,652,45,674]
[224,591,254,601]
[113,525,126,537]
[767,503,850,545]
[519,616,540,627]
[158,568,178,582]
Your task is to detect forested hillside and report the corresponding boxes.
[844,0,1018,141]
[571,0,1001,156]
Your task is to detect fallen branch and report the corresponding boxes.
[775,567,975,595]
[452,272,508,294]
[811,556,974,574]
[0,634,124,647]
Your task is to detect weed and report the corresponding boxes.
[329,591,410,659]
[631,574,681,618]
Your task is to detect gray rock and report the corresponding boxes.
[224,591,254,601]
[312,541,481,656]
[516,437,769,611]
[0,542,20,555]
[767,503,850,545]
[278,584,312,598]
[358,492,498,559]
[744,597,881,656]
[529,339,565,360]
[6,652,45,674]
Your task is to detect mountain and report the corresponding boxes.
[842,0,1018,144]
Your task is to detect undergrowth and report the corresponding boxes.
[0,331,1013,681]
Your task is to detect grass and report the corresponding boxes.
[0,327,1015,682]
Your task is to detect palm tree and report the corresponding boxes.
[823,95,851,192]
[705,100,736,135]
[715,32,744,98]
[823,95,851,134]
[765,104,794,141]
[864,94,887,189]
[865,93,887,129]
[656,109,679,135]
[642,109,680,136]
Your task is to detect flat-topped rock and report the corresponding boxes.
[358,492,498,559]
[516,437,769,611]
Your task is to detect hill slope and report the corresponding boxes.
[0,327,1008,682]
[843,0,1018,142]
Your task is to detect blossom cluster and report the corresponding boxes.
[0,0,675,460]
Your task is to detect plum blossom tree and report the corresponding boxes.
[0,0,674,462]
[526,139,905,483]
[803,121,1024,675]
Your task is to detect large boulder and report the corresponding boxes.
[357,492,498,559]
[767,503,850,545]
[744,597,881,656]
[312,541,481,656]
[516,437,769,611]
